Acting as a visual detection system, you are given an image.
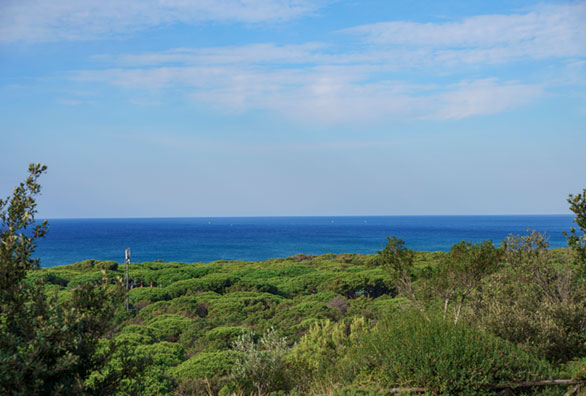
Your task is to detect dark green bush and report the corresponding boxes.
[67,272,104,288]
[203,291,282,327]
[322,271,395,298]
[138,295,207,319]
[204,326,249,351]
[166,273,238,298]
[70,259,119,271]
[44,273,69,287]
[275,272,337,296]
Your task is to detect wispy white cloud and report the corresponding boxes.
[38,2,584,123]
[73,61,542,122]
[426,79,543,120]
[344,3,586,63]
[141,133,387,152]
[96,43,330,67]
[0,0,327,42]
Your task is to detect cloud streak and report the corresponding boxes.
[0,0,327,42]
[344,3,586,63]
[73,61,542,122]
[22,2,583,123]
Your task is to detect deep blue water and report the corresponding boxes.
[35,215,574,268]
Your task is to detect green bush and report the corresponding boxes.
[292,317,370,391]
[204,326,249,351]
[166,273,238,298]
[170,351,236,380]
[156,264,221,284]
[136,341,185,367]
[115,331,157,347]
[67,272,104,288]
[203,291,282,327]
[231,328,290,395]
[354,310,554,395]
[138,295,208,319]
[472,231,586,362]
[276,272,337,296]
[148,314,196,342]
[70,259,119,271]
[129,287,171,304]
[120,324,161,340]
[321,271,395,298]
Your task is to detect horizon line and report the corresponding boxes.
[39,213,574,221]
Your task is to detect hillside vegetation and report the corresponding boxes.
[29,242,586,395]
[2,164,586,395]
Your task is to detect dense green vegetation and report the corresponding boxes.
[25,247,586,395]
[2,164,586,395]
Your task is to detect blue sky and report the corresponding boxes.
[1,0,585,218]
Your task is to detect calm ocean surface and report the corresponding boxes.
[34,215,575,268]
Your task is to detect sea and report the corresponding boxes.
[34,215,575,268]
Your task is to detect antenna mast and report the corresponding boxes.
[125,248,130,312]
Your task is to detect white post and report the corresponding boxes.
[125,248,130,311]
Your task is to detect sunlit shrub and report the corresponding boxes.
[170,351,236,380]
[355,310,553,395]
[138,295,207,319]
[129,287,171,304]
[136,341,185,367]
[204,291,282,327]
[148,314,196,343]
[292,317,370,391]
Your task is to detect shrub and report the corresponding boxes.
[231,328,290,395]
[170,351,236,380]
[148,314,196,343]
[115,331,157,347]
[129,287,171,304]
[276,272,337,296]
[67,272,104,288]
[204,326,249,351]
[156,264,220,284]
[138,295,206,319]
[322,271,395,299]
[167,273,238,298]
[226,279,281,295]
[272,296,337,338]
[355,310,553,395]
[43,273,69,287]
[472,231,586,362]
[326,296,349,314]
[292,317,370,391]
[70,259,119,271]
[136,341,185,367]
[204,292,282,327]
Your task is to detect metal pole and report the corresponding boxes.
[125,248,130,312]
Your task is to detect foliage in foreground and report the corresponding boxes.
[0,164,144,395]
